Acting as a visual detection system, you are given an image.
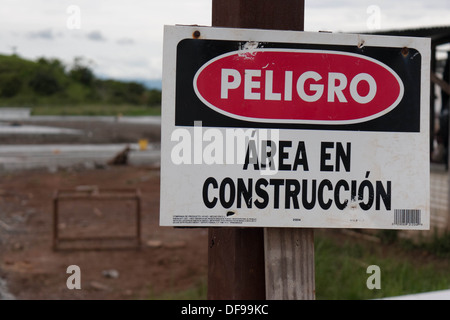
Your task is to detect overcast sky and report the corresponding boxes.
[1,0,449,84]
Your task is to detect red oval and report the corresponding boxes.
[194,49,404,124]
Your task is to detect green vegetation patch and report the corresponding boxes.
[0,54,161,115]
[315,230,450,300]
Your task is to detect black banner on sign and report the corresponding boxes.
[175,39,421,133]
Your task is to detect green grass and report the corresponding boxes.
[411,232,450,258]
[149,231,450,300]
[315,230,450,300]
[148,277,207,300]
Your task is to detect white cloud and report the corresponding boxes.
[86,30,107,42]
[0,0,448,81]
[306,0,450,32]
[0,0,212,80]
[27,28,56,40]
[117,38,135,45]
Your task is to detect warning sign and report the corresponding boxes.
[160,25,430,230]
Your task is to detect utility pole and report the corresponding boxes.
[208,0,314,300]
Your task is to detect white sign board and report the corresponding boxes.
[160,25,430,230]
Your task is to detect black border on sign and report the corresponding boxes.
[175,39,421,133]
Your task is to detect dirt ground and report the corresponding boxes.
[0,165,208,300]
[0,117,209,300]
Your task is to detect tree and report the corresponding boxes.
[0,74,22,97]
[69,57,94,86]
[146,89,161,106]
[29,57,66,95]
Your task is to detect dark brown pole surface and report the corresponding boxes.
[212,0,304,31]
[208,0,306,300]
[208,228,265,299]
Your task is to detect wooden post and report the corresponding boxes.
[264,228,315,300]
[208,0,312,300]
[212,0,304,31]
[208,228,265,299]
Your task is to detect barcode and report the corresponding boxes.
[393,209,421,226]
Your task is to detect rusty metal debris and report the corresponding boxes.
[107,145,131,166]
[401,46,409,57]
